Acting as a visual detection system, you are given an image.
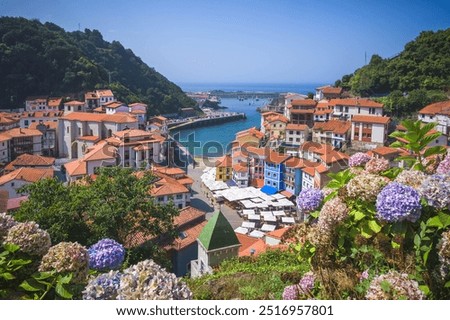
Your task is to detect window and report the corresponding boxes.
[78,106,81,111]
[67,106,71,111]
[358,107,361,114]
[90,129,93,136]
[11,182,15,187]
[78,128,81,135]
[178,204,183,209]
[158,196,164,202]
[219,175,222,179]
[289,130,293,134]
[67,126,69,133]
[436,139,439,144]
[176,194,183,199]
[24,120,29,126]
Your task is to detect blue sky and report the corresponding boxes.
[1,0,449,85]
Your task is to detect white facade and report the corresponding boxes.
[285,127,308,146]
[0,179,28,198]
[419,113,450,135]
[20,112,62,128]
[232,170,249,188]
[301,171,314,190]
[154,192,190,209]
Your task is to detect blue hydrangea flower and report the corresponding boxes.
[297,188,323,213]
[376,182,422,223]
[88,238,126,271]
[83,270,122,300]
[349,152,371,167]
[419,174,450,210]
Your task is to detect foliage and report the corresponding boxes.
[186,250,309,300]
[16,167,180,266]
[288,122,450,299]
[0,17,195,114]
[389,119,446,170]
[335,29,450,115]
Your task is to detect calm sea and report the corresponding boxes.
[172,83,320,157]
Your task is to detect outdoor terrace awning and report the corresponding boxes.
[249,230,266,238]
[234,227,249,235]
[261,185,277,195]
[261,224,276,232]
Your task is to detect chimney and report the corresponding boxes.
[250,248,256,256]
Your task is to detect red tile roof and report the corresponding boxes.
[233,163,248,173]
[329,98,384,108]
[371,146,401,156]
[286,123,309,131]
[351,115,390,124]
[0,168,54,185]
[418,100,450,115]
[321,87,343,94]
[236,127,264,140]
[5,154,55,170]
[266,227,291,239]
[291,99,317,107]
[28,121,58,130]
[64,100,85,106]
[265,151,291,165]
[215,155,232,168]
[150,173,190,197]
[174,206,206,227]
[77,136,100,142]
[6,195,28,211]
[313,120,351,135]
[236,233,267,257]
[61,112,137,124]
[0,128,43,139]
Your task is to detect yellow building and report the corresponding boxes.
[215,155,232,181]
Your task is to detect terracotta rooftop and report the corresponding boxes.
[64,159,87,177]
[291,99,317,107]
[266,227,291,239]
[284,157,314,169]
[64,100,85,106]
[236,127,264,140]
[313,119,351,135]
[290,109,315,114]
[236,233,267,257]
[83,141,117,162]
[6,154,55,169]
[351,115,391,124]
[96,89,114,97]
[169,221,207,251]
[233,163,248,173]
[265,151,291,165]
[371,146,402,156]
[286,123,309,131]
[302,166,315,177]
[321,87,343,94]
[28,121,58,130]
[0,167,54,185]
[77,135,100,142]
[215,155,232,168]
[104,101,126,109]
[246,146,267,157]
[264,114,289,124]
[329,98,384,108]
[251,178,265,188]
[113,129,152,139]
[153,166,186,176]
[150,173,190,197]
[173,206,206,227]
[0,128,43,139]
[418,100,450,115]
[61,112,137,124]
[6,195,28,211]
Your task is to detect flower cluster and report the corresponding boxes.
[365,271,425,300]
[437,230,450,279]
[297,189,323,213]
[298,271,315,296]
[394,169,426,190]
[437,153,450,174]
[0,212,17,239]
[349,152,371,167]
[83,270,122,300]
[4,221,51,256]
[419,174,450,209]
[39,242,89,284]
[347,174,388,202]
[376,182,421,223]
[117,260,192,300]
[318,197,349,232]
[88,239,125,271]
[364,158,390,174]
[282,285,298,300]
[359,269,369,282]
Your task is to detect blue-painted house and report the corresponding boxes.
[263,151,291,192]
[283,157,309,196]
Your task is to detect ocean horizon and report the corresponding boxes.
[177,82,326,94]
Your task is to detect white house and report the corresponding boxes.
[0,167,53,198]
[285,123,309,147]
[312,120,351,150]
[330,98,383,120]
[418,100,450,135]
[0,134,11,164]
[351,115,391,150]
[20,111,63,128]
[64,101,86,114]
[58,112,138,159]
[25,97,62,112]
[104,101,129,115]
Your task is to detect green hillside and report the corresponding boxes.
[336,28,450,115]
[0,17,195,114]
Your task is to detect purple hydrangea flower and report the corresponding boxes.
[437,154,450,174]
[419,174,450,210]
[360,269,369,282]
[349,152,371,167]
[376,182,422,223]
[83,270,122,300]
[88,239,126,271]
[297,188,323,213]
[282,285,298,300]
[298,271,315,295]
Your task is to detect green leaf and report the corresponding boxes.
[58,274,73,285]
[444,281,450,288]
[353,210,365,221]
[391,241,401,249]
[414,234,421,247]
[389,141,404,148]
[427,216,444,228]
[55,282,73,299]
[419,285,430,295]
[360,223,374,239]
[309,210,319,219]
[1,272,15,280]
[20,280,43,292]
[3,243,20,253]
[368,220,382,233]
[380,280,391,292]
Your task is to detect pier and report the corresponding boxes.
[168,112,246,131]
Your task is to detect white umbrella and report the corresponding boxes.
[249,230,266,238]
[234,227,249,235]
[261,224,276,232]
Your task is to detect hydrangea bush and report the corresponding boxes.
[289,121,450,300]
[4,221,51,257]
[83,270,122,300]
[88,238,125,271]
[296,188,323,213]
[0,212,17,239]
[39,242,89,284]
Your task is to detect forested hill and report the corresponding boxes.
[0,17,195,114]
[335,28,450,114]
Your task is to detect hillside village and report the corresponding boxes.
[0,85,449,281]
